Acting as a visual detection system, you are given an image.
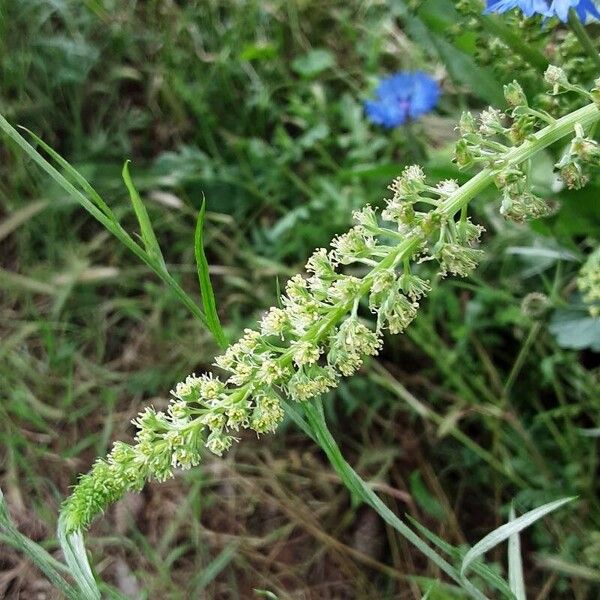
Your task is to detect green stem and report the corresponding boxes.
[282,103,600,598]
[568,9,600,71]
[290,398,490,600]
[442,102,600,217]
[503,321,542,397]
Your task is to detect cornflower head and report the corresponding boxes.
[62,70,600,533]
[364,71,440,128]
[484,0,600,22]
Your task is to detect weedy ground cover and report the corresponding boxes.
[0,1,599,598]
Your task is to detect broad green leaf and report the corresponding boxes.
[195,198,227,348]
[534,188,600,239]
[461,497,575,578]
[549,309,600,351]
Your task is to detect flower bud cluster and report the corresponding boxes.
[454,72,600,222]
[556,122,600,189]
[62,71,600,532]
[62,163,487,532]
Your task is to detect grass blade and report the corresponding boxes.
[407,516,513,598]
[190,543,237,591]
[195,197,227,348]
[508,505,527,600]
[461,497,575,578]
[122,160,166,269]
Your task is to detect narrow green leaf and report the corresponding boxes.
[194,197,227,348]
[253,590,280,599]
[0,114,122,237]
[57,515,102,600]
[20,126,116,222]
[407,516,513,598]
[190,543,237,590]
[508,505,527,600]
[536,555,600,582]
[0,114,212,335]
[461,497,575,577]
[122,160,166,269]
[421,586,434,600]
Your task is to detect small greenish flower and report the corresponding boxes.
[437,243,484,278]
[479,107,505,136]
[62,69,600,534]
[545,65,570,93]
[504,81,528,108]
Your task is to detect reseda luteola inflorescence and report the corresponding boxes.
[63,68,600,532]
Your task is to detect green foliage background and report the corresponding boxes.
[1,0,599,597]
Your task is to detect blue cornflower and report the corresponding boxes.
[364,71,440,128]
[484,0,600,22]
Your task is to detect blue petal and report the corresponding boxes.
[486,0,600,21]
[365,71,439,129]
[484,0,522,13]
[575,0,600,21]
[484,0,554,16]
[549,0,578,21]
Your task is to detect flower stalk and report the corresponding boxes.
[62,72,600,534]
